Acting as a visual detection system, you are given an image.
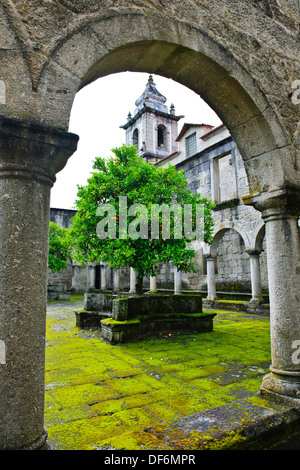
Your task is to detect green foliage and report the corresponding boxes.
[69,145,214,280]
[48,222,70,273]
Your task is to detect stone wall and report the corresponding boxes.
[48,260,73,291]
[157,127,269,293]
[0,0,298,192]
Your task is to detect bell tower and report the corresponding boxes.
[120,75,183,164]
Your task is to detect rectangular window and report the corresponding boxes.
[211,152,237,203]
[185,132,197,158]
[217,153,234,202]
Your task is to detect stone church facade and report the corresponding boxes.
[51,75,268,306]
[156,118,269,301]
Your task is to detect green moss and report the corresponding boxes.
[70,294,84,301]
[220,283,244,292]
[94,430,167,451]
[47,383,118,409]
[45,297,272,450]
[106,376,154,397]
[197,429,247,450]
[102,318,141,325]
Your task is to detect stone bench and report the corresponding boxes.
[75,293,216,344]
[102,294,216,344]
[111,294,203,321]
[83,292,126,312]
[47,284,70,301]
[74,310,111,330]
[74,292,129,330]
[101,311,216,345]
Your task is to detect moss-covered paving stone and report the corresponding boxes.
[45,296,271,450]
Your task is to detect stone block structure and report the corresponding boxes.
[0,0,299,450]
[75,292,215,345]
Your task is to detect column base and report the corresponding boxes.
[249,298,264,304]
[260,372,300,408]
[18,429,49,450]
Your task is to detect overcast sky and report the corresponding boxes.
[50,72,222,210]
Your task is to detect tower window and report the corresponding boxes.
[158,127,164,147]
[157,124,167,149]
[132,128,139,148]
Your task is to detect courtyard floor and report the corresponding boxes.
[45,295,272,450]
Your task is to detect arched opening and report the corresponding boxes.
[221,230,247,290]
[132,128,139,149]
[41,35,289,403]
[157,124,166,149]
[210,226,251,293]
[39,33,290,195]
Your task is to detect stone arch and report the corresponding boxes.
[204,224,252,297]
[250,219,266,253]
[210,223,251,258]
[32,12,293,195]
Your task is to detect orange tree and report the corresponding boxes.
[68,145,214,294]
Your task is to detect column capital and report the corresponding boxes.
[0,116,79,186]
[242,185,300,221]
[204,254,216,261]
[246,249,261,257]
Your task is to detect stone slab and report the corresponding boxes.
[157,396,300,450]
[101,311,216,345]
[112,294,203,321]
[203,299,269,315]
[84,292,128,312]
[74,310,111,330]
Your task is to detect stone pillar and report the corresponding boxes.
[0,117,78,449]
[150,276,157,292]
[244,188,300,404]
[205,256,217,300]
[174,266,182,294]
[86,265,96,292]
[247,250,263,303]
[129,268,137,293]
[100,264,107,291]
[113,269,120,292]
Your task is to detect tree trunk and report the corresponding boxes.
[135,274,143,295]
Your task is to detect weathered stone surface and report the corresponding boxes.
[0,0,298,190]
[112,294,203,321]
[84,292,117,312]
[111,297,129,321]
[74,310,110,329]
[101,311,215,345]
[0,117,78,450]
[163,397,300,450]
